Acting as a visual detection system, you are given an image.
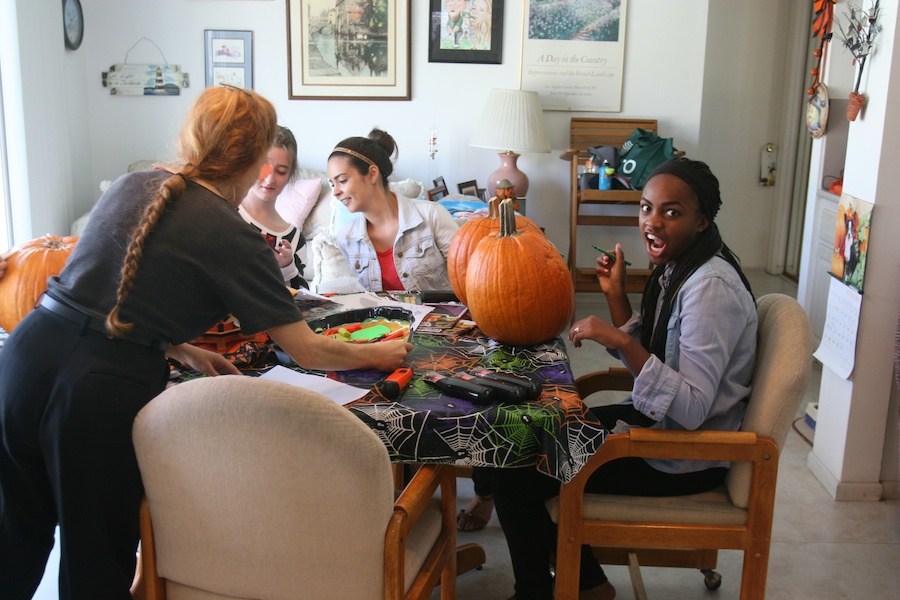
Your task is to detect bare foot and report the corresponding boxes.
[456,494,494,531]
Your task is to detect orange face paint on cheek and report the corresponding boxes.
[258,163,274,180]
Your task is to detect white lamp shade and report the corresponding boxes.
[469,89,551,154]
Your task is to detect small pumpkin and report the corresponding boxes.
[465,200,574,346]
[447,198,543,306]
[0,235,78,332]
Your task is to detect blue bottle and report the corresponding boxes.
[598,160,613,191]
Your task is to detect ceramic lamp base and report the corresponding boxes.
[487,151,529,198]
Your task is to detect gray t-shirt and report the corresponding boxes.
[51,170,300,344]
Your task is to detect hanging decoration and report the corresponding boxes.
[835,0,883,121]
[805,0,835,138]
[100,38,189,96]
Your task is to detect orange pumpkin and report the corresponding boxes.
[0,235,78,332]
[465,200,574,346]
[447,198,543,306]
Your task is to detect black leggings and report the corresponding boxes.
[491,404,728,600]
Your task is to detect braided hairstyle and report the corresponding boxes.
[328,127,398,190]
[639,158,753,359]
[106,86,277,338]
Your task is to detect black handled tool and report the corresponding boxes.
[473,370,542,400]
[373,367,414,400]
[456,372,528,403]
[423,371,496,405]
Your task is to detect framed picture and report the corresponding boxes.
[458,180,479,196]
[520,0,627,111]
[205,30,253,89]
[426,187,448,202]
[429,0,503,64]
[287,0,411,100]
[433,176,447,189]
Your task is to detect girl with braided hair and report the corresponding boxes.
[328,127,458,292]
[492,158,757,600]
[0,87,410,600]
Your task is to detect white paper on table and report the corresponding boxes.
[813,276,862,380]
[260,365,368,406]
[328,292,434,330]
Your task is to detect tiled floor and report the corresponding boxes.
[31,270,900,599]
[440,270,900,599]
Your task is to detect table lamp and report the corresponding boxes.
[469,89,550,198]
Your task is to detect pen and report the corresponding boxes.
[592,246,632,266]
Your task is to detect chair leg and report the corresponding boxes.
[626,552,648,600]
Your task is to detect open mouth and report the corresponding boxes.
[646,232,666,258]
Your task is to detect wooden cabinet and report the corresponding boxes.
[561,118,656,294]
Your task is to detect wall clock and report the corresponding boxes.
[63,0,84,51]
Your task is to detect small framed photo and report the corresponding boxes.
[433,176,447,189]
[429,0,503,64]
[458,180,479,197]
[425,186,447,202]
[205,30,253,88]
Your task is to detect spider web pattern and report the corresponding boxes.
[348,402,429,461]
[430,411,519,466]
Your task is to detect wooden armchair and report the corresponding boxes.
[130,376,456,600]
[548,293,812,599]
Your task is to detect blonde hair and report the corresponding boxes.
[106,86,277,338]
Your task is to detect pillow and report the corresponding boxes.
[310,232,364,294]
[389,178,426,199]
[275,178,323,230]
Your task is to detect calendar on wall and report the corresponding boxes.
[814,276,862,379]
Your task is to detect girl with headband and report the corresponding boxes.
[327,128,458,293]
[492,158,757,600]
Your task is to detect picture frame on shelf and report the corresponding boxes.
[429,0,503,64]
[205,30,253,89]
[426,186,448,202]
[433,176,447,189]
[287,0,411,100]
[458,180,479,197]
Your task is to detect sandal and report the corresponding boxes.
[456,494,494,531]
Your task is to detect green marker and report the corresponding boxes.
[592,245,632,266]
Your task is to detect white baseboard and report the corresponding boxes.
[806,451,884,501]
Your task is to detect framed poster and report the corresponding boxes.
[428,0,503,64]
[287,0,411,100]
[520,0,627,112]
[205,30,253,89]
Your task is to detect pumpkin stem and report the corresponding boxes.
[488,196,499,219]
[498,198,518,238]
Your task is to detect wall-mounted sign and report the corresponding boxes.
[101,64,189,96]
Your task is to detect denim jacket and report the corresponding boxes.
[614,256,758,473]
[337,195,459,292]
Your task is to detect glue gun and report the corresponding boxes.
[373,367,414,400]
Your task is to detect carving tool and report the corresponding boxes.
[592,246,632,266]
[456,372,528,402]
[373,367,414,400]
[473,370,542,400]
[423,371,496,405]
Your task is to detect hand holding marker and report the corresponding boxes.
[593,245,632,267]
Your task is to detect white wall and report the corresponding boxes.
[8,0,800,270]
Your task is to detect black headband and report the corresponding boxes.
[648,158,721,220]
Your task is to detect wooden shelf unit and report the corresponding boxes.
[562,118,656,294]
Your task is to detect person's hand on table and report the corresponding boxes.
[167,343,242,376]
[371,340,414,371]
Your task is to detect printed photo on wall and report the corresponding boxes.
[830,192,873,293]
[428,0,503,64]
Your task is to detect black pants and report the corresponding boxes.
[0,307,168,600]
[491,404,728,600]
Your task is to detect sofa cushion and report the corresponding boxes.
[275,177,323,230]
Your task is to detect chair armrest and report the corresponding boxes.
[576,367,634,397]
[393,464,453,529]
[565,430,778,494]
[559,148,577,161]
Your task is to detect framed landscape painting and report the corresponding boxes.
[287,0,411,100]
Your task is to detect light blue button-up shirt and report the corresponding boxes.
[613,255,758,473]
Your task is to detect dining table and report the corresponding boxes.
[179,303,610,575]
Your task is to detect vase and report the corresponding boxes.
[847,92,866,121]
